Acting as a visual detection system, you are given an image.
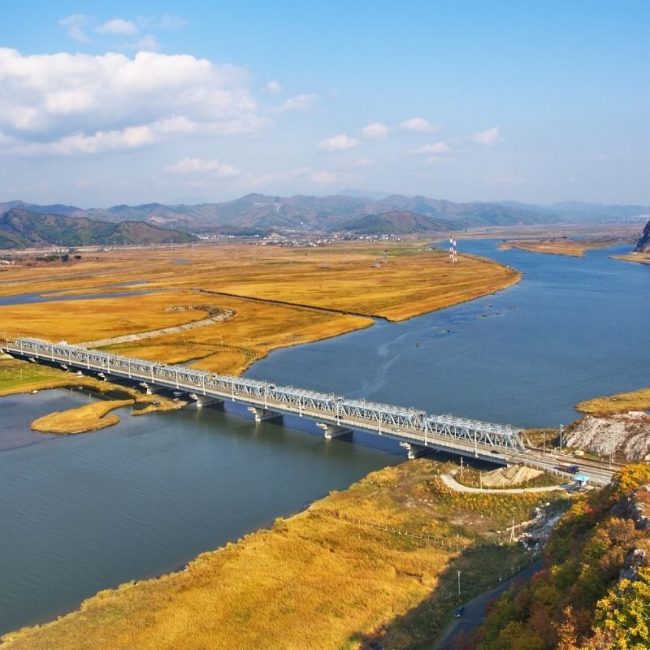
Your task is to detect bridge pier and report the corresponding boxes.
[248,406,283,424]
[400,442,430,460]
[138,382,165,396]
[317,423,353,439]
[190,395,224,409]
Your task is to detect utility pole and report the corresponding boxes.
[459,457,464,477]
[559,424,564,452]
[457,570,461,596]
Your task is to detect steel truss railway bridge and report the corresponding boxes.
[2,337,615,483]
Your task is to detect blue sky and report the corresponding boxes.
[0,1,648,207]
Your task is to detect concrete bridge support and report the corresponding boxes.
[400,442,430,459]
[138,382,165,396]
[191,395,224,409]
[248,406,283,424]
[317,423,353,439]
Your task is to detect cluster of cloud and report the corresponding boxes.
[319,117,500,166]
[0,48,265,155]
[166,157,345,188]
[59,13,187,50]
[166,157,240,178]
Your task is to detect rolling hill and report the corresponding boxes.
[2,194,648,239]
[0,209,197,249]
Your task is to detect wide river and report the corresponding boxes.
[0,240,648,634]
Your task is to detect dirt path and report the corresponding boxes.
[440,473,566,494]
[80,309,233,348]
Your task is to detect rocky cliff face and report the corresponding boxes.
[566,411,650,460]
[635,219,650,252]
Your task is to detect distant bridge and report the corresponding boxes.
[2,337,529,462]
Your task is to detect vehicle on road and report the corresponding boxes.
[558,463,580,474]
[452,606,465,618]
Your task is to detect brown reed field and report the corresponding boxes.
[0,241,519,375]
[0,459,557,650]
[577,386,650,416]
[31,399,134,434]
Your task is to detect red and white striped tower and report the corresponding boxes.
[449,236,457,263]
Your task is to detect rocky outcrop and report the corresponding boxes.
[635,219,650,252]
[566,411,650,460]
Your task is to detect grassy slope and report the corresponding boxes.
[0,460,557,650]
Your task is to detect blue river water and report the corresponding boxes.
[249,240,650,428]
[0,239,648,634]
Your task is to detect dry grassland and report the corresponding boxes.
[0,242,518,374]
[615,252,650,265]
[1,459,552,650]
[0,358,184,432]
[499,239,615,257]
[577,386,650,416]
[31,399,133,434]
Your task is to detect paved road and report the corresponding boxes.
[440,473,566,494]
[434,558,544,649]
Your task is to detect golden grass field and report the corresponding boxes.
[0,242,519,375]
[0,357,184,432]
[31,399,133,434]
[498,238,617,257]
[577,386,650,416]
[0,459,557,650]
[615,251,650,265]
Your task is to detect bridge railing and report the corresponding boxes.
[2,337,527,453]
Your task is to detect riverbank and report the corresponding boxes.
[0,242,519,375]
[498,238,622,257]
[0,357,185,433]
[0,459,562,649]
[615,251,650,265]
[577,385,650,416]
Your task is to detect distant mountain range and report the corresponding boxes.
[0,209,196,249]
[1,194,648,248]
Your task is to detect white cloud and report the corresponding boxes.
[471,126,500,145]
[399,117,438,133]
[265,80,282,93]
[50,126,158,154]
[319,134,358,151]
[360,122,388,139]
[59,14,91,43]
[167,157,240,177]
[355,157,374,167]
[275,93,316,113]
[0,48,264,155]
[413,142,451,155]
[97,18,138,35]
[124,34,161,52]
[413,142,451,156]
[250,166,342,186]
[158,15,188,31]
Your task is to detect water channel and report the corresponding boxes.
[0,240,648,634]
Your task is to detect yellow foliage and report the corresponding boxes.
[0,460,548,650]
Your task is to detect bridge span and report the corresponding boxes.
[2,337,527,461]
[0,337,616,482]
